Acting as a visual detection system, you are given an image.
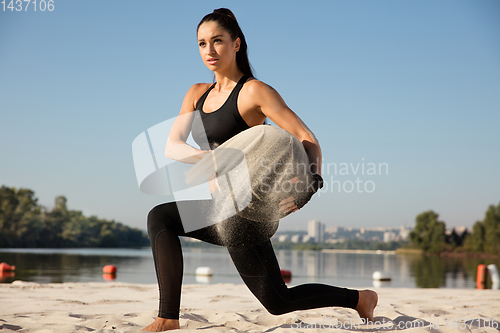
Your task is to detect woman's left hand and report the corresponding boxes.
[279,196,298,214]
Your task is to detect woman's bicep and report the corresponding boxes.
[168,84,203,143]
[251,81,322,174]
[165,84,209,162]
[254,82,316,143]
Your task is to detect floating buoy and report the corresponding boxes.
[280,270,292,283]
[372,280,391,288]
[372,271,391,281]
[0,262,15,271]
[477,264,487,289]
[0,271,15,282]
[487,264,499,283]
[195,275,213,284]
[103,273,116,281]
[103,265,117,274]
[280,270,292,278]
[195,267,213,276]
[487,264,499,289]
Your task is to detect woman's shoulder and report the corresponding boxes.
[244,77,276,92]
[242,77,281,100]
[183,82,213,110]
[188,82,213,95]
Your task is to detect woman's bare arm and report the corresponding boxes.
[165,83,212,164]
[245,80,322,175]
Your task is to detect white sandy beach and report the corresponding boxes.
[1,281,499,332]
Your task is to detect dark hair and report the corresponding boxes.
[197,8,255,78]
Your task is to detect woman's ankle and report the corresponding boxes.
[142,317,180,332]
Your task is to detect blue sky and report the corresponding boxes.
[1,0,499,231]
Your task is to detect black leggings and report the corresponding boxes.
[147,201,359,319]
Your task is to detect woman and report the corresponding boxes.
[143,8,378,332]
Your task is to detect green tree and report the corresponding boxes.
[482,203,500,254]
[39,196,70,247]
[464,221,485,252]
[409,210,447,253]
[446,228,468,248]
[464,202,500,254]
[458,228,469,248]
[0,186,42,247]
[0,186,21,246]
[1,185,149,248]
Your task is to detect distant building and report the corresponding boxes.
[383,231,396,242]
[290,234,300,243]
[325,226,338,234]
[399,226,410,240]
[308,219,325,243]
[278,235,289,242]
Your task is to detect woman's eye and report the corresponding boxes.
[199,42,205,47]
[214,39,221,43]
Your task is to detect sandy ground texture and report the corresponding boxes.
[1,281,499,333]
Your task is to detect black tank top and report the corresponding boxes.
[191,75,251,150]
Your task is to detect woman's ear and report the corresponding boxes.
[234,37,241,52]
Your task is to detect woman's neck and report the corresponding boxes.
[213,68,244,92]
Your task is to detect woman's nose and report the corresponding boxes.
[207,43,215,55]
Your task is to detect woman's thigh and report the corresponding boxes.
[147,200,279,247]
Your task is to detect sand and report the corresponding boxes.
[1,281,499,332]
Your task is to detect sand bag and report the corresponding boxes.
[186,125,319,224]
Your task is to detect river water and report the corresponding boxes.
[1,247,499,288]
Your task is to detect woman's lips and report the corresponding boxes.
[207,58,218,65]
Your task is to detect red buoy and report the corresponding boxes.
[281,269,292,284]
[280,269,292,278]
[0,262,16,271]
[103,265,117,274]
[477,264,487,289]
[103,273,116,281]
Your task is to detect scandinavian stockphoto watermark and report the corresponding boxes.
[291,317,499,330]
[256,157,389,195]
[319,158,389,195]
[132,113,389,232]
[291,317,420,330]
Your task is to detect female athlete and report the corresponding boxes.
[143,8,378,332]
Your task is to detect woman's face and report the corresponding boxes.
[197,21,240,72]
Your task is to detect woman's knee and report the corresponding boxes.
[238,274,291,316]
[147,205,162,238]
[147,203,182,239]
[257,296,291,316]
[264,303,288,316]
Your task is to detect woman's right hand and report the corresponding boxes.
[278,177,300,214]
[278,174,324,214]
[208,172,220,193]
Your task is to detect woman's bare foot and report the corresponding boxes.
[142,317,180,332]
[355,289,378,323]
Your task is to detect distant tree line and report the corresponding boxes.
[409,201,500,254]
[0,186,150,248]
